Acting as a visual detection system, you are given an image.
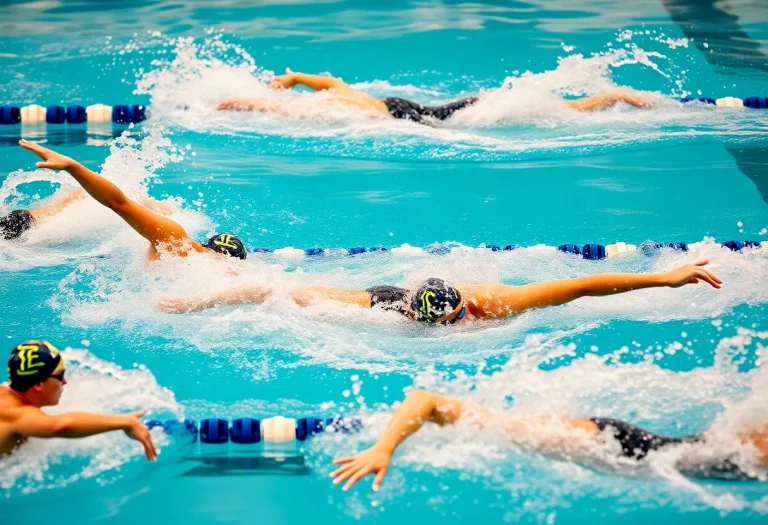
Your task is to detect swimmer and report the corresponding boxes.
[0,189,175,241]
[330,390,768,491]
[158,261,721,325]
[18,140,247,261]
[217,68,651,125]
[0,340,157,460]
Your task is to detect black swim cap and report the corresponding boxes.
[8,340,62,392]
[204,233,247,260]
[412,278,462,323]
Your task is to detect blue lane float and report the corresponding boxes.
[0,103,147,125]
[248,239,764,260]
[145,415,362,444]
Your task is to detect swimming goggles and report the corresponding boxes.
[443,302,467,325]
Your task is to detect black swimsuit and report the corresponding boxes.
[366,285,410,316]
[591,418,752,479]
[383,97,479,124]
[0,210,35,240]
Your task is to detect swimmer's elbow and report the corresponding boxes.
[406,390,441,413]
[104,192,130,213]
[406,390,435,403]
[50,416,75,436]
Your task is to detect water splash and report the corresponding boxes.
[130,31,768,161]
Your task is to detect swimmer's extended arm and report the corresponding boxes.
[158,285,274,313]
[158,284,371,313]
[19,140,191,248]
[270,68,347,92]
[331,391,466,492]
[13,406,157,460]
[565,92,650,111]
[464,260,722,319]
[29,189,172,223]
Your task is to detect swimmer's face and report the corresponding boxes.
[35,361,66,406]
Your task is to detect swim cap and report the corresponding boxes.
[412,278,462,323]
[204,233,247,260]
[8,340,62,392]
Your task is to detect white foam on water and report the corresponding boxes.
[55,231,768,376]
[130,31,768,161]
[311,326,768,519]
[0,348,182,497]
[0,128,211,271]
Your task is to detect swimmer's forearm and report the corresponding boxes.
[64,161,129,211]
[375,391,464,455]
[48,412,133,438]
[290,73,342,92]
[574,272,666,297]
[201,286,273,309]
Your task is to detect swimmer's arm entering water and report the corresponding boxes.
[19,140,195,251]
[158,284,371,313]
[565,91,650,111]
[330,391,599,491]
[29,189,173,223]
[463,260,721,320]
[330,391,467,492]
[10,406,157,460]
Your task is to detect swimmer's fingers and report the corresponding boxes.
[372,466,388,492]
[331,461,358,484]
[694,259,710,267]
[140,431,157,461]
[333,462,361,485]
[332,456,354,465]
[19,139,73,170]
[157,297,195,313]
[342,465,373,492]
[695,268,722,288]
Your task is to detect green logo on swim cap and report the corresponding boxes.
[419,290,437,320]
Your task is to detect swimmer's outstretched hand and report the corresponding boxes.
[662,260,722,289]
[157,296,205,313]
[123,410,158,461]
[269,67,297,90]
[19,139,75,170]
[217,98,258,111]
[331,445,392,492]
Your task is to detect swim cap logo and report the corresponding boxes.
[419,290,436,319]
[215,234,238,249]
[15,344,44,376]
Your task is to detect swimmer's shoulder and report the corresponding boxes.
[0,387,33,425]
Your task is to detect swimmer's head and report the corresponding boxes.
[412,278,465,324]
[203,233,247,260]
[8,341,66,405]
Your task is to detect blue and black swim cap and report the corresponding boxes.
[8,340,62,392]
[204,233,247,260]
[412,278,462,323]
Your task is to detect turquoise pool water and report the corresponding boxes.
[1,0,767,523]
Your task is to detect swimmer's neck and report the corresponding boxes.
[5,387,39,408]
